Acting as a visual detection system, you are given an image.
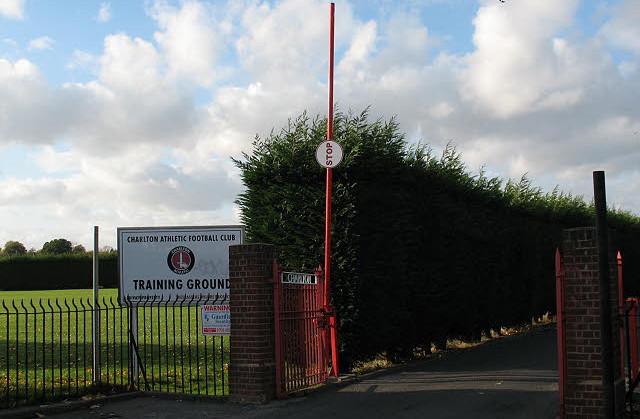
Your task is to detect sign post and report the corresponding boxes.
[323,2,339,378]
[92,226,100,385]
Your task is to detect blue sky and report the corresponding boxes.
[0,0,638,249]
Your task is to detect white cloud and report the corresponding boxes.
[0,143,241,249]
[63,33,198,153]
[460,0,599,118]
[97,2,112,23]
[600,0,640,55]
[428,102,455,119]
[3,38,18,48]
[32,145,81,173]
[375,12,432,68]
[338,21,378,79]
[28,36,54,51]
[0,0,25,19]
[0,58,70,144]
[98,33,163,90]
[1,31,197,153]
[66,50,96,70]
[150,0,224,87]
[236,0,330,84]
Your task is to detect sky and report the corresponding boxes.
[0,0,638,250]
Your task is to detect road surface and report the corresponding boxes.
[7,325,559,419]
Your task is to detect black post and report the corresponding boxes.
[593,170,614,419]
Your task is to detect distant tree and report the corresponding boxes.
[42,238,73,254]
[72,244,86,254]
[3,240,27,255]
[100,245,115,253]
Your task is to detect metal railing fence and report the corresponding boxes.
[0,295,229,408]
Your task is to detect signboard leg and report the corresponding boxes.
[129,307,139,389]
[92,226,101,385]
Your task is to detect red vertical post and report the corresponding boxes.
[617,251,624,307]
[325,2,339,378]
[324,2,335,308]
[555,248,566,418]
[316,265,328,376]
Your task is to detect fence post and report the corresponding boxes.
[628,298,639,382]
[92,226,101,385]
[129,307,139,389]
[618,252,625,379]
[593,171,615,419]
[555,248,566,418]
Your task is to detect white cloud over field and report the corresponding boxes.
[0,0,25,19]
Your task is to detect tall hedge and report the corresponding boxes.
[238,109,640,366]
[0,253,118,291]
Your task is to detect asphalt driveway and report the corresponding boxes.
[7,325,559,419]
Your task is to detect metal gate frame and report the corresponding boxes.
[272,261,332,398]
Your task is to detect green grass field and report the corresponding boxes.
[1,289,229,408]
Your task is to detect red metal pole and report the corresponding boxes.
[555,248,566,418]
[324,2,335,307]
[325,2,339,378]
[618,251,624,307]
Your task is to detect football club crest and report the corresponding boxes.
[167,246,195,274]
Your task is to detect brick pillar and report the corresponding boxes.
[228,243,276,403]
[561,227,624,418]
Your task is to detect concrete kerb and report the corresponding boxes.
[0,392,228,419]
[0,374,362,419]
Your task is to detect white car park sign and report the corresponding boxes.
[281,271,318,285]
[118,226,244,306]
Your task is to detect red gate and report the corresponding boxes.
[272,262,332,398]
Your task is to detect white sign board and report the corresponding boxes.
[118,226,244,305]
[315,140,343,168]
[282,271,318,285]
[201,304,231,336]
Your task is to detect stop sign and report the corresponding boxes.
[315,140,343,169]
